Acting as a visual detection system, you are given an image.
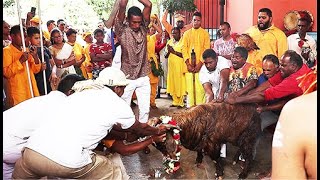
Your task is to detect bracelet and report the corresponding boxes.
[60,65,63,68]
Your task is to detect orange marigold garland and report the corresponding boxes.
[159,116,182,174]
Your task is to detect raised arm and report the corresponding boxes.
[118,0,128,22]
[103,0,121,28]
[138,0,152,22]
[151,21,163,40]
[161,10,173,36]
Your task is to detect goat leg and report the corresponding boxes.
[238,151,253,179]
[211,144,224,178]
[214,157,224,179]
[232,149,242,165]
[195,150,205,169]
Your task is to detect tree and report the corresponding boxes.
[162,0,196,13]
[85,0,116,20]
[3,0,14,8]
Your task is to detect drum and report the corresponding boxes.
[284,10,300,31]
[284,10,314,31]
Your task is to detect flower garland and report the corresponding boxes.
[159,115,182,174]
[298,39,310,48]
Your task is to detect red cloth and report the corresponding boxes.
[89,43,112,70]
[265,64,312,101]
[155,39,166,53]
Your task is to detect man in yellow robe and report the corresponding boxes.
[147,21,163,109]
[3,25,42,107]
[245,8,288,59]
[182,11,210,107]
[166,27,186,107]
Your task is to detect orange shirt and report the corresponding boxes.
[3,44,41,106]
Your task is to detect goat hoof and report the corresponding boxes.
[215,171,224,178]
[232,161,237,165]
[238,172,248,179]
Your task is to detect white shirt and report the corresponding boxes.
[287,33,317,63]
[213,38,236,59]
[26,88,135,168]
[3,91,67,155]
[104,28,112,43]
[199,56,231,98]
[112,45,122,69]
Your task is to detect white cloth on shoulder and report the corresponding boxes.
[56,43,76,78]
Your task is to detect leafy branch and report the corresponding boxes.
[162,0,197,14]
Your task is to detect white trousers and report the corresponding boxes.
[121,76,151,123]
[109,153,129,180]
[3,134,26,180]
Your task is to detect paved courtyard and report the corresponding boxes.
[121,93,273,179]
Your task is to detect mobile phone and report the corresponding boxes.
[31,7,36,15]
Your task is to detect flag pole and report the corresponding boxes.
[16,0,34,98]
[37,0,48,94]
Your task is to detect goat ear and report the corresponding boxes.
[161,124,182,131]
[147,117,161,127]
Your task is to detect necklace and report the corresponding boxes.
[159,116,182,174]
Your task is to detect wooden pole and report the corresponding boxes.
[16,0,34,98]
[37,0,48,94]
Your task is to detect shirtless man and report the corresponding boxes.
[272,91,317,179]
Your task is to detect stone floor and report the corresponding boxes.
[121,92,273,179]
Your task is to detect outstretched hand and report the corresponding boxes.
[152,134,166,143]
[224,95,236,104]
[156,124,170,135]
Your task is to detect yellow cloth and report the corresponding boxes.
[166,38,186,106]
[150,82,157,107]
[182,27,210,106]
[147,34,159,84]
[43,30,50,41]
[3,44,41,106]
[247,50,264,69]
[245,24,288,59]
[83,42,93,79]
[69,42,88,78]
[147,34,159,106]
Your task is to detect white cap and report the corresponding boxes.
[95,67,130,86]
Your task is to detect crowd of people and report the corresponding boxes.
[3,0,317,179]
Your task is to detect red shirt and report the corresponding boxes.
[265,64,311,101]
[89,43,112,70]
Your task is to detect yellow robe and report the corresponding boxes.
[147,34,159,106]
[247,49,264,69]
[68,42,87,78]
[166,38,186,107]
[182,27,211,106]
[83,42,92,79]
[245,24,288,59]
[3,44,41,107]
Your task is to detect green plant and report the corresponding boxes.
[162,0,197,13]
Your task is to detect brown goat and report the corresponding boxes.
[152,102,261,179]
